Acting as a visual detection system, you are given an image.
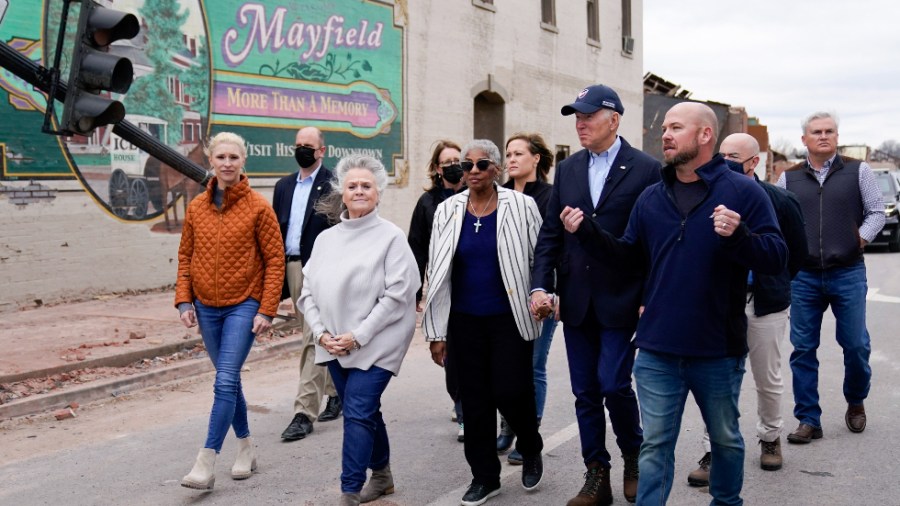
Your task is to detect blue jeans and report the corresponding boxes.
[327,361,393,494]
[790,262,872,427]
[533,317,558,419]
[194,298,259,452]
[634,349,746,506]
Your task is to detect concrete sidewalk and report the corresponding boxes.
[0,291,302,419]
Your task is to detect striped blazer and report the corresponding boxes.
[423,186,542,342]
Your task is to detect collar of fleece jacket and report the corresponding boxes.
[204,173,252,210]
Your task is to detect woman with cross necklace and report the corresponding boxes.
[423,139,547,505]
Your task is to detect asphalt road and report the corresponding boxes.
[1,250,898,505]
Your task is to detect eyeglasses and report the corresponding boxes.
[438,159,461,168]
[460,159,494,172]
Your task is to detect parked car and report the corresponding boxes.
[869,167,900,252]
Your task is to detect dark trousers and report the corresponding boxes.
[564,310,643,467]
[448,311,543,487]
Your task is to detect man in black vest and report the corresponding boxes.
[273,126,341,441]
[777,112,885,443]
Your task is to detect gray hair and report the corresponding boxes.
[461,139,502,166]
[315,154,388,224]
[801,111,839,133]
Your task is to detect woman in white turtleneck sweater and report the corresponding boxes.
[298,155,419,506]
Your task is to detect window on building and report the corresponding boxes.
[621,0,634,54]
[555,145,570,165]
[541,0,556,26]
[586,0,599,42]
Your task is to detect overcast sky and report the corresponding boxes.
[643,1,900,152]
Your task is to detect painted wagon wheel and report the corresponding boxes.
[129,178,150,220]
[109,169,130,218]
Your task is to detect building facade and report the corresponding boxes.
[0,0,645,309]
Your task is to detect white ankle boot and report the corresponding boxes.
[231,436,258,480]
[182,448,217,490]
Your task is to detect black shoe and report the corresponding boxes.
[507,448,523,465]
[281,413,313,441]
[318,396,342,422]
[461,482,501,506]
[496,418,515,454]
[522,453,543,491]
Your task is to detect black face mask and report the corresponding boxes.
[294,146,318,169]
[441,164,463,184]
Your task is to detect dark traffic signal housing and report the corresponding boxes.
[61,0,139,136]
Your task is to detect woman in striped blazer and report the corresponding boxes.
[422,139,545,505]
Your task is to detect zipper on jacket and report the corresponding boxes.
[214,206,223,305]
[818,184,825,270]
[665,181,708,242]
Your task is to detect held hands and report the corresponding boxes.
[180,309,198,328]
[711,205,742,238]
[560,206,584,234]
[530,291,557,321]
[318,331,358,356]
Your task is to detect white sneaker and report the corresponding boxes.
[457,423,465,442]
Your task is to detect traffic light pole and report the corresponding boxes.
[0,40,211,186]
[40,0,73,136]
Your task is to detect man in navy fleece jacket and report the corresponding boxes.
[559,102,787,506]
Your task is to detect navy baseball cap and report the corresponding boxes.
[561,84,625,116]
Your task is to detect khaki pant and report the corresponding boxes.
[287,260,336,419]
[703,301,787,450]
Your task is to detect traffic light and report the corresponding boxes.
[61,0,139,136]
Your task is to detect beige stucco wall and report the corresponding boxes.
[0,0,644,310]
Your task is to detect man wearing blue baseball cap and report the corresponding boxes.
[530,84,661,505]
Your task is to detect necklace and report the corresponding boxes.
[467,191,495,233]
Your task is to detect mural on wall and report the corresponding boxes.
[0,0,404,224]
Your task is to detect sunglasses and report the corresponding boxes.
[460,159,494,172]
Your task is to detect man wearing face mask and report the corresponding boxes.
[273,126,340,440]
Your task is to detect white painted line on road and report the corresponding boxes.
[867,288,900,304]
[427,421,581,506]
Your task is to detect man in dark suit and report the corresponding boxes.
[530,85,661,505]
[273,126,339,441]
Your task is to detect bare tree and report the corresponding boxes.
[771,137,800,158]
[878,139,900,158]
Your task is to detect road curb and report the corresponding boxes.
[0,335,302,420]
[0,338,204,385]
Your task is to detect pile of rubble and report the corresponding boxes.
[0,343,207,406]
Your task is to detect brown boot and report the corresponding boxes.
[759,438,783,471]
[566,462,612,506]
[846,403,866,433]
[687,452,710,487]
[622,452,639,503]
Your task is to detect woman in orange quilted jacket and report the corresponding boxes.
[174,132,285,491]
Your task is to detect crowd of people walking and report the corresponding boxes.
[173,84,884,505]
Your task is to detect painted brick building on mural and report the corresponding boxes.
[0,0,645,309]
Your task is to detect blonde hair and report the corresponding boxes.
[205,132,248,159]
